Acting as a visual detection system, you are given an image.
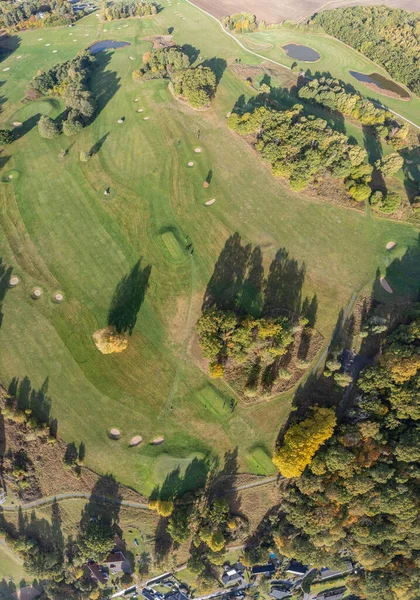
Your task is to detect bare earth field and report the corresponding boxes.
[190,0,420,24]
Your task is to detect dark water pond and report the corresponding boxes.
[282,43,320,62]
[349,70,410,99]
[89,40,131,55]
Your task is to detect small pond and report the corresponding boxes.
[349,71,410,99]
[89,40,131,55]
[282,43,320,62]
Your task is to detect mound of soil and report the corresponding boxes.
[110,428,121,439]
[152,436,164,445]
[130,435,143,446]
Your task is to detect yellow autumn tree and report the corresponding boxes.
[92,326,128,354]
[157,499,174,517]
[272,407,336,478]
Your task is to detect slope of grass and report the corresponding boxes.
[0,3,419,497]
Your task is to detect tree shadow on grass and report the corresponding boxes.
[7,375,52,427]
[181,44,200,64]
[200,57,227,85]
[89,132,109,156]
[108,259,152,335]
[264,248,306,316]
[0,258,13,329]
[12,114,41,142]
[400,143,420,204]
[90,51,121,120]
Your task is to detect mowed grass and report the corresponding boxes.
[238,28,420,126]
[0,3,419,496]
[0,542,28,583]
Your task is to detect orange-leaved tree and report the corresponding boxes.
[273,407,336,478]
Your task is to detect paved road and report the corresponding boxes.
[185,0,420,130]
[0,475,279,512]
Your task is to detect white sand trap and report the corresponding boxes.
[117,119,124,123]
[38,38,43,41]
[205,199,216,206]
[109,428,121,439]
[16,55,22,59]
[129,56,134,60]
[134,98,139,102]
[194,147,201,153]
[8,174,13,179]
[188,161,194,166]
[32,288,42,299]
[45,43,50,47]
[226,111,231,118]
[143,116,150,120]
[2,67,9,72]
[130,435,143,446]
[69,33,72,35]
[386,241,396,250]
[380,277,393,294]
[73,39,78,42]
[152,436,164,445]
[137,108,144,113]
[12,122,22,127]
[9,276,19,287]
[52,50,57,53]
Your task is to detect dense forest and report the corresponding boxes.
[0,0,78,29]
[297,77,409,149]
[133,46,190,79]
[269,308,420,599]
[27,51,96,138]
[227,105,369,192]
[314,6,420,96]
[100,0,158,21]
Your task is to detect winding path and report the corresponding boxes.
[185,0,420,130]
[0,475,279,513]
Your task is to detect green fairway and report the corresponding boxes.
[0,1,419,497]
[0,542,28,583]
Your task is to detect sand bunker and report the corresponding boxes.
[109,428,121,439]
[143,116,150,120]
[203,181,209,188]
[129,56,134,60]
[205,199,216,206]
[9,276,19,287]
[134,98,139,102]
[380,277,393,294]
[130,435,143,446]
[188,161,194,166]
[137,109,143,113]
[386,241,396,250]
[12,122,22,127]
[52,50,57,53]
[45,43,50,47]
[194,147,202,153]
[117,118,124,123]
[2,67,9,72]
[152,436,164,445]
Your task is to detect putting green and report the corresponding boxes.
[0,1,419,497]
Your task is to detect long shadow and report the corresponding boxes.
[181,43,200,64]
[108,259,152,335]
[89,132,109,156]
[0,32,21,64]
[7,375,53,429]
[80,474,122,530]
[264,248,306,316]
[12,113,41,142]
[200,57,227,85]
[0,409,5,493]
[363,125,382,164]
[90,51,121,120]
[0,258,13,329]
[153,456,211,501]
[400,143,420,204]
[0,149,10,170]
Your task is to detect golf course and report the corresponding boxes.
[0,0,419,497]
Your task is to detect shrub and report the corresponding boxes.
[38,115,60,139]
[349,183,371,202]
[377,191,401,214]
[93,326,128,354]
[334,372,352,387]
[63,117,84,137]
[79,150,91,162]
[209,362,224,378]
[157,499,174,517]
[0,129,14,145]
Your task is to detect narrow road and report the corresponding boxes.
[0,475,279,512]
[185,0,420,130]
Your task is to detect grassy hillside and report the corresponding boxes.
[0,0,419,496]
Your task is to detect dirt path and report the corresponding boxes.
[185,0,420,130]
[0,475,279,513]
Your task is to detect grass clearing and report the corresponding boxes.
[0,3,419,497]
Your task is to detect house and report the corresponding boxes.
[286,561,309,577]
[222,567,245,587]
[251,564,275,577]
[104,551,126,574]
[142,589,156,600]
[87,560,109,585]
[316,587,347,600]
[164,591,189,600]
[269,591,292,600]
[319,562,353,581]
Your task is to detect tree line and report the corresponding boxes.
[26,50,97,139]
[100,0,158,21]
[298,77,409,149]
[314,6,420,96]
[267,307,420,598]
[0,0,80,29]
[221,12,257,33]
